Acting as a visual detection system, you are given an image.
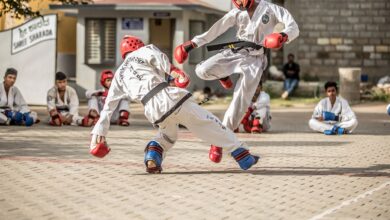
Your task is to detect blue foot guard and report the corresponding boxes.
[231,148,260,170]
[144,141,164,174]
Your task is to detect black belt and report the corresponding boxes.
[141,82,169,105]
[56,106,70,112]
[153,93,192,126]
[207,41,264,53]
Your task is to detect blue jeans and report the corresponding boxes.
[284,78,299,95]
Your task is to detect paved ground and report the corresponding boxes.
[0,102,389,220]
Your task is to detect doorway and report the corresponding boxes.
[149,18,176,61]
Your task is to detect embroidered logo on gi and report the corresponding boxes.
[262,14,270,24]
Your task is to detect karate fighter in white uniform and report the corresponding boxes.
[0,68,39,126]
[309,81,358,135]
[174,0,299,163]
[89,35,259,173]
[47,72,83,126]
[82,70,130,127]
[237,81,271,133]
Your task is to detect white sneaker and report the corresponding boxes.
[281,91,289,99]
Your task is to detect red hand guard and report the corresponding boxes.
[170,66,190,88]
[264,33,288,49]
[174,41,195,64]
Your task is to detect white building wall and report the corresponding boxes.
[199,0,232,11]
[76,17,97,92]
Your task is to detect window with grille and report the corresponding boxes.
[189,21,205,64]
[85,18,116,65]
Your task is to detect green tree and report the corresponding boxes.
[0,0,92,18]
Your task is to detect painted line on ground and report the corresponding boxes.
[309,181,390,220]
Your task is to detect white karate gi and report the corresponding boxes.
[0,83,38,124]
[47,85,82,125]
[192,0,299,130]
[85,89,130,123]
[91,44,245,153]
[309,97,358,133]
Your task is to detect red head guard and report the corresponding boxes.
[120,35,145,59]
[232,0,254,10]
[100,70,114,88]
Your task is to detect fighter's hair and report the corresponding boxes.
[287,53,294,58]
[55,71,67,81]
[5,68,17,77]
[324,81,338,91]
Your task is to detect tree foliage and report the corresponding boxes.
[0,0,92,18]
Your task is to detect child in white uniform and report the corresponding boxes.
[309,81,358,135]
[174,0,299,163]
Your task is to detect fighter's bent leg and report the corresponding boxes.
[195,51,242,89]
[179,99,259,170]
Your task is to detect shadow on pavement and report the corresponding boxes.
[155,164,390,177]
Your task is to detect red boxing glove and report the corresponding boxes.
[170,66,190,88]
[264,32,288,49]
[174,41,196,64]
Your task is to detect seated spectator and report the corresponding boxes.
[47,72,82,126]
[82,70,130,127]
[237,81,271,133]
[309,81,358,135]
[0,68,39,126]
[281,53,300,99]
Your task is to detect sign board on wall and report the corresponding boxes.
[153,12,171,17]
[11,14,57,54]
[122,18,144,30]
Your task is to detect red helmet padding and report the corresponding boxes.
[120,35,145,59]
[232,0,254,10]
[100,70,114,88]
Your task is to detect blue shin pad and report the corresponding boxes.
[231,147,259,170]
[144,141,164,174]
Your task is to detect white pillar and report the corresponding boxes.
[339,68,361,104]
